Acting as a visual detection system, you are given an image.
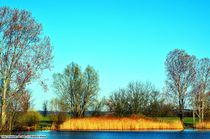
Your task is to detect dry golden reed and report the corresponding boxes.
[59,116,183,131]
[195,122,210,129]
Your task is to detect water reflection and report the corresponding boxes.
[5,130,210,139]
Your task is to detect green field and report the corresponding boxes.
[39,116,52,130]
[158,117,198,128]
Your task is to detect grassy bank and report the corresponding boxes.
[59,116,183,131]
[39,116,52,130]
[158,117,198,128]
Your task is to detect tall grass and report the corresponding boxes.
[59,116,183,131]
[195,122,210,129]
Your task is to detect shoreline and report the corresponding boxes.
[57,129,184,132]
[12,129,210,132]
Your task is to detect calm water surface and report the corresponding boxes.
[14,130,210,139]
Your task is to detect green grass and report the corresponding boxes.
[38,116,52,129]
[38,114,72,129]
[184,117,195,124]
[40,116,51,122]
[157,117,199,128]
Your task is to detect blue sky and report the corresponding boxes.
[0,0,210,110]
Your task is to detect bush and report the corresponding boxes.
[19,111,42,127]
[107,81,155,117]
[91,98,106,117]
[49,112,67,129]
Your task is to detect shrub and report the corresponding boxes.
[19,111,42,127]
[49,112,67,129]
[107,81,156,117]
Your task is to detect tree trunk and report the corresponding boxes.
[193,109,195,126]
[9,115,12,131]
[198,93,201,123]
[179,99,184,123]
[201,99,204,122]
[1,80,8,130]
[1,100,7,130]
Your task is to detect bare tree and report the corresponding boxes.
[91,98,106,117]
[108,88,130,116]
[0,7,53,130]
[53,62,99,118]
[7,89,31,130]
[107,81,157,117]
[191,58,210,123]
[50,98,68,113]
[165,49,196,122]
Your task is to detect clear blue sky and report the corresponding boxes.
[0,0,210,110]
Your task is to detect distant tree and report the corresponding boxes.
[0,7,53,130]
[145,91,162,116]
[107,81,157,117]
[91,98,106,117]
[145,91,176,117]
[53,62,99,118]
[191,58,210,122]
[127,82,154,115]
[159,103,175,117]
[165,49,196,122]
[108,89,131,117]
[43,101,48,117]
[50,98,68,112]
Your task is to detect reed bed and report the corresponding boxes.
[59,116,183,131]
[195,122,210,129]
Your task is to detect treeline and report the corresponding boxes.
[106,81,174,117]
[51,67,175,118]
[51,49,209,126]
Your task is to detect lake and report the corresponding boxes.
[11,130,210,139]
